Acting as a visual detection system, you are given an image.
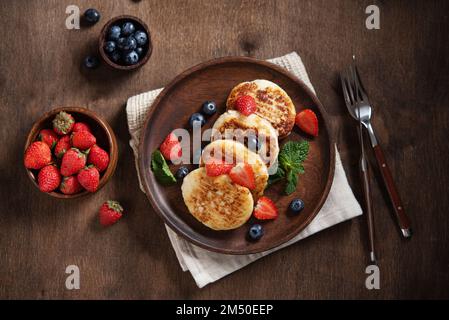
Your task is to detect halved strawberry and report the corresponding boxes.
[253,196,278,220]
[295,109,319,137]
[205,159,234,177]
[235,95,257,116]
[160,132,182,161]
[229,163,255,190]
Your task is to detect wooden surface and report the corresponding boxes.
[0,0,448,299]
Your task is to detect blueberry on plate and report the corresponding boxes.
[136,47,144,56]
[123,36,137,51]
[289,198,304,214]
[83,8,100,24]
[108,51,121,63]
[248,224,264,240]
[122,22,135,36]
[201,101,217,116]
[189,113,205,128]
[247,134,259,152]
[103,41,116,53]
[134,30,148,46]
[124,50,139,65]
[108,25,121,41]
[84,56,99,69]
[175,166,189,180]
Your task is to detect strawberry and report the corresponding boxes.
[52,111,75,135]
[38,129,58,149]
[99,200,124,227]
[72,122,91,133]
[54,135,71,158]
[60,176,83,195]
[24,141,52,169]
[60,148,86,176]
[229,163,256,190]
[88,144,109,172]
[205,159,234,177]
[38,165,61,193]
[71,130,96,150]
[160,132,182,161]
[235,95,257,116]
[295,109,319,137]
[253,196,278,220]
[77,166,100,192]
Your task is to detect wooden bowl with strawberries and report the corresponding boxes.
[24,107,118,199]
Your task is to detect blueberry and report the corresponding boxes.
[175,166,189,179]
[108,51,121,63]
[247,135,259,152]
[123,36,137,51]
[117,37,127,50]
[103,41,116,53]
[136,47,144,56]
[122,22,135,36]
[289,198,305,214]
[189,113,205,128]
[201,101,217,116]
[83,8,100,24]
[84,55,99,69]
[124,50,139,65]
[108,25,121,41]
[134,30,148,46]
[248,224,264,240]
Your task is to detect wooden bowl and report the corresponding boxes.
[24,107,118,199]
[99,15,152,71]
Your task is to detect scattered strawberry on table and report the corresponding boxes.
[24,111,111,195]
[99,200,124,227]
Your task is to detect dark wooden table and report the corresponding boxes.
[1,0,448,299]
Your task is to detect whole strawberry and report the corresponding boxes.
[38,165,61,192]
[24,141,52,169]
[54,135,71,158]
[99,200,124,226]
[60,176,83,195]
[72,122,91,133]
[60,148,86,176]
[77,166,99,192]
[38,129,59,149]
[52,111,75,135]
[71,130,96,150]
[88,144,109,172]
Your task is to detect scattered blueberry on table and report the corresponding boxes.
[201,101,217,116]
[289,198,304,214]
[175,166,189,180]
[83,8,100,24]
[84,55,100,69]
[248,224,264,240]
[189,113,206,127]
[103,20,149,66]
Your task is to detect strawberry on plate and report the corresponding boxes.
[235,95,257,116]
[253,196,278,220]
[160,131,182,161]
[205,159,234,177]
[99,200,124,227]
[229,163,255,190]
[77,166,100,192]
[71,130,96,150]
[24,141,52,170]
[88,144,109,172]
[38,129,59,149]
[38,165,61,193]
[60,148,86,176]
[54,135,71,158]
[72,122,91,133]
[295,109,319,137]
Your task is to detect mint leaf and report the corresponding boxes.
[151,150,176,185]
[267,166,285,187]
[285,170,298,195]
[277,140,309,195]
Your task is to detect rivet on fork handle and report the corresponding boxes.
[373,144,412,238]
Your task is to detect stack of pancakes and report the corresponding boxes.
[182,80,296,230]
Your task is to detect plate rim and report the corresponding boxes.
[138,56,336,254]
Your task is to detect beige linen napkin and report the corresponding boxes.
[126,52,362,288]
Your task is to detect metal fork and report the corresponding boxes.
[341,61,412,239]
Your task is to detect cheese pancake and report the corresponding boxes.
[181,168,253,230]
[226,79,296,138]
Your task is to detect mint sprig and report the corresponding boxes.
[151,150,176,185]
[267,140,309,195]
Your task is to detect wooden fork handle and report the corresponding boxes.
[360,157,376,262]
[373,145,412,238]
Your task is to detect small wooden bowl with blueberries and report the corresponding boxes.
[99,15,152,70]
